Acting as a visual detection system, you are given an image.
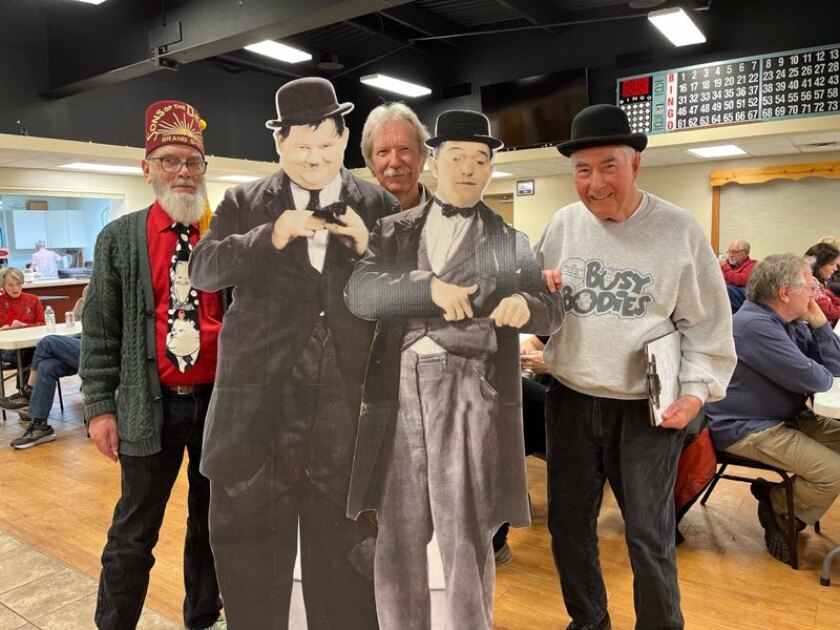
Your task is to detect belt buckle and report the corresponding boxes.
[174,385,194,396]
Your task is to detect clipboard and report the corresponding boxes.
[644,330,681,426]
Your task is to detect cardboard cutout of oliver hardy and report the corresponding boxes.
[345,110,565,630]
[189,78,399,629]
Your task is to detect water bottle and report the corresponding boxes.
[45,306,56,332]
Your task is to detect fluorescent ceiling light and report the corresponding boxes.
[244,40,311,64]
[648,7,706,46]
[360,74,431,98]
[59,162,143,174]
[491,171,514,178]
[686,145,746,159]
[71,0,108,4]
[216,175,261,183]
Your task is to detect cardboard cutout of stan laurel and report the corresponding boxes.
[345,110,564,629]
[189,78,399,629]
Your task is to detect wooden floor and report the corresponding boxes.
[2,377,840,629]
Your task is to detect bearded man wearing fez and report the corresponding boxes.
[189,77,399,629]
[80,100,225,630]
[345,109,564,630]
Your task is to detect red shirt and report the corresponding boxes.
[147,201,223,387]
[720,257,757,287]
[0,291,45,328]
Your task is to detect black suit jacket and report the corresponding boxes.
[190,167,399,481]
[344,199,564,524]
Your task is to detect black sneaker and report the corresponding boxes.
[0,385,31,411]
[494,542,513,567]
[750,480,792,564]
[10,421,55,449]
[17,408,30,422]
[567,613,611,630]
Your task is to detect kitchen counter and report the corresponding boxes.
[21,279,88,322]
[23,278,90,289]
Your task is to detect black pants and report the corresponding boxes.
[208,322,378,630]
[492,375,549,553]
[546,382,685,630]
[96,390,222,630]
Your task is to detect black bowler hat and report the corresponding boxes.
[265,77,354,129]
[556,104,647,157]
[425,110,504,151]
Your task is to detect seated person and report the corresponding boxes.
[492,335,551,566]
[818,236,840,295]
[706,254,840,565]
[1,288,85,449]
[805,242,840,325]
[720,239,756,314]
[0,266,46,374]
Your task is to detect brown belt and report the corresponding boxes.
[161,383,214,397]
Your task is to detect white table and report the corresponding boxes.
[0,323,82,419]
[0,322,83,351]
[813,377,840,585]
[813,377,840,418]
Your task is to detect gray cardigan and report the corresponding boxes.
[80,207,166,457]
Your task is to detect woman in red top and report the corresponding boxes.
[804,243,840,325]
[0,267,45,330]
[0,267,46,370]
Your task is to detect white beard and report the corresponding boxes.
[153,178,208,226]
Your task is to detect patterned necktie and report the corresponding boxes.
[167,223,200,371]
[307,189,347,219]
[435,196,480,218]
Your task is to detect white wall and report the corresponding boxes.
[509,150,840,248]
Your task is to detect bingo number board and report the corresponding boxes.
[617,43,840,135]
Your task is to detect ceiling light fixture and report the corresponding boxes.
[360,74,431,98]
[491,171,514,178]
[244,40,312,64]
[648,7,706,47]
[215,175,261,183]
[686,145,746,159]
[71,0,108,4]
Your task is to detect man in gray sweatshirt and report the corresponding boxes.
[534,104,736,630]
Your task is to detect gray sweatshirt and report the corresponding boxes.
[534,192,736,402]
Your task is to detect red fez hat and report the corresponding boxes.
[145,100,206,157]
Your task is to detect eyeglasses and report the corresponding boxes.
[147,156,207,175]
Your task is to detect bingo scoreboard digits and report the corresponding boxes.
[617,43,840,135]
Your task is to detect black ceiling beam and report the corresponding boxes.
[496,0,564,36]
[42,0,414,98]
[345,15,435,58]
[379,4,461,49]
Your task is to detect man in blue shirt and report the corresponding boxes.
[707,253,840,564]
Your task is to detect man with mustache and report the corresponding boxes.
[80,100,225,630]
[361,102,431,211]
[190,77,399,629]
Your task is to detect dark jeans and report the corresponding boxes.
[726,284,747,314]
[29,335,80,420]
[96,390,222,630]
[546,382,685,630]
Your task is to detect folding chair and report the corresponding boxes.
[701,447,820,570]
